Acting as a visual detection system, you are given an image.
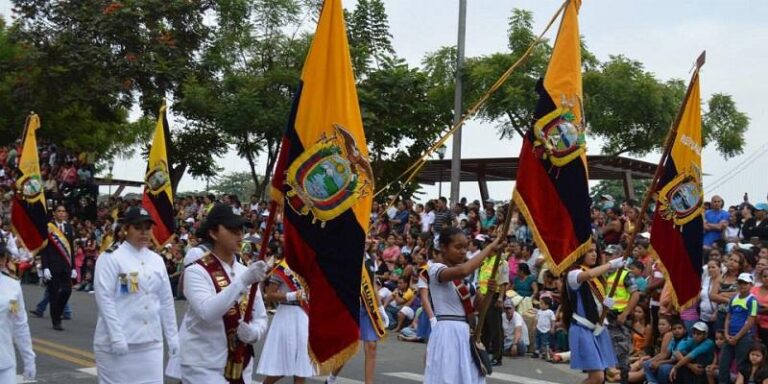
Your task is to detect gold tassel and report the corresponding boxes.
[129,272,139,293]
[9,299,18,315]
[224,361,243,381]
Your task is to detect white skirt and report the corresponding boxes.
[0,366,14,384]
[256,304,315,377]
[95,342,163,384]
[181,362,254,384]
[424,320,485,384]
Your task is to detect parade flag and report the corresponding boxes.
[649,53,706,309]
[142,103,175,246]
[11,113,48,253]
[270,0,373,371]
[512,0,591,275]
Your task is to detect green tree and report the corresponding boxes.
[590,179,651,206]
[209,171,261,203]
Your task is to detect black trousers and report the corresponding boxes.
[482,293,504,360]
[48,273,72,326]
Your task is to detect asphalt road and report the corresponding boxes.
[16,284,583,383]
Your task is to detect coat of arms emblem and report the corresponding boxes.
[285,124,373,225]
[145,162,170,195]
[532,96,586,167]
[657,165,703,226]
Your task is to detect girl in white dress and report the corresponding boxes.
[93,206,180,384]
[424,227,502,384]
[257,256,315,383]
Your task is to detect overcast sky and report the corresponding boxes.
[1,1,766,207]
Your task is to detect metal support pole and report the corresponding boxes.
[449,0,467,207]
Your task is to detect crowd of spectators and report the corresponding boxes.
[7,163,768,383]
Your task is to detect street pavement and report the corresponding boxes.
[17,284,583,383]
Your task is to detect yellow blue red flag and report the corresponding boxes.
[513,0,591,275]
[650,53,706,309]
[11,113,48,253]
[142,104,175,246]
[271,0,373,371]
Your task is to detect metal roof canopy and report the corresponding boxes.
[416,155,657,202]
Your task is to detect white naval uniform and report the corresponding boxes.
[93,242,179,384]
[424,263,485,384]
[179,254,268,384]
[0,272,35,383]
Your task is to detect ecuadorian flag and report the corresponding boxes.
[142,104,175,246]
[513,0,592,275]
[649,53,706,309]
[11,113,48,253]
[271,0,373,372]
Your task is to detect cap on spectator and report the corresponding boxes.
[119,206,155,226]
[639,232,651,239]
[474,234,488,242]
[737,272,754,284]
[261,210,270,217]
[600,194,614,201]
[692,321,709,333]
[185,217,195,224]
[503,298,514,308]
[604,244,622,255]
[756,202,768,211]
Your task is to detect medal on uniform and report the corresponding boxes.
[129,272,139,293]
[119,273,129,293]
[9,299,18,315]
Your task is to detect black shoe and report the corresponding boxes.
[492,359,502,367]
[52,324,64,331]
[29,310,43,318]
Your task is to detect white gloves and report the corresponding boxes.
[43,268,52,281]
[22,363,36,380]
[286,290,306,302]
[378,306,389,328]
[602,297,615,309]
[236,320,265,344]
[429,317,438,328]
[239,261,267,287]
[111,340,129,355]
[608,257,625,269]
[71,269,78,279]
[167,338,180,357]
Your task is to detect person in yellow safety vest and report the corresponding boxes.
[602,244,641,384]
[477,248,509,367]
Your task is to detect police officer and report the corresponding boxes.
[93,206,180,383]
[603,245,640,384]
[0,242,35,382]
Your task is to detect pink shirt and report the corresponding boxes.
[382,246,401,270]
[750,286,768,329]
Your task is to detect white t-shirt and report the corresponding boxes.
[420,211,435,233]
[535,308,556,333]
[502,311,529,345]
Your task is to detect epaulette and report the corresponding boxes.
[1,270,19,280]
[104,241,120,254]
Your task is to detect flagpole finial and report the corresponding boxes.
[696,51,706,69]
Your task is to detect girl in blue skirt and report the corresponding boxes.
[561,243,622,384]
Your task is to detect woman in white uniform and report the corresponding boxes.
[0,243,35,382]
[257,255,315,383]
[93,206,180,384]
[179,203,269,384]
[424,227,501,384]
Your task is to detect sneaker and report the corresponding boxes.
[531,352,540,358]
[29,310,43,318]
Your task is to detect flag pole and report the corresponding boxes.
[599,51,706,322]
[256,200,278,262]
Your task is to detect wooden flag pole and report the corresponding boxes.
[598,51,706,323]
[256,200,279,262]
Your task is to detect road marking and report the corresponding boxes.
[78,367,98,376]
[32,344,94,367]
[383,371,560,384]
[310,377,364,384]
[32,338,96,360]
